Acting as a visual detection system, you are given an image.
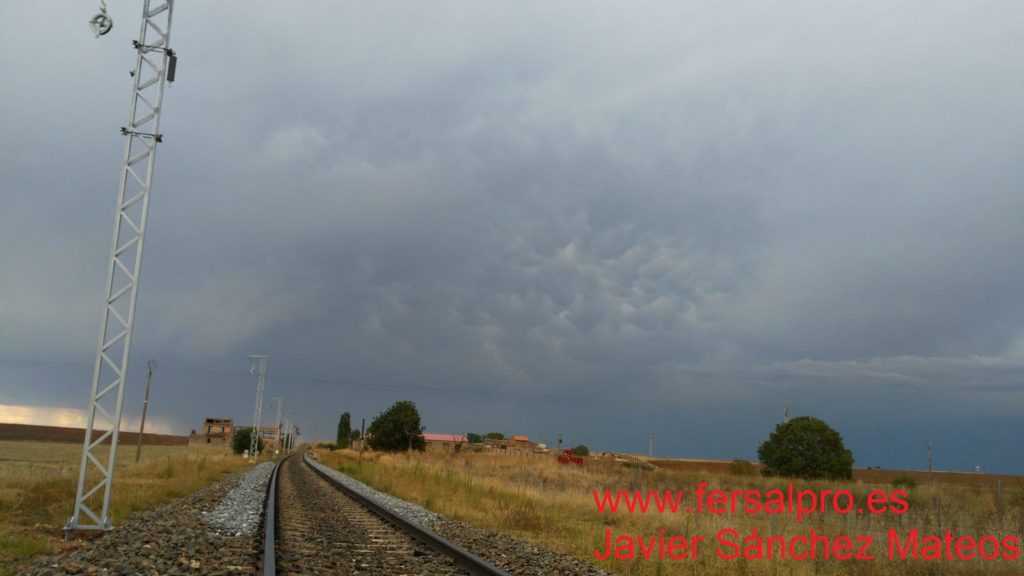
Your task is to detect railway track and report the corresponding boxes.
[261,452,511,576]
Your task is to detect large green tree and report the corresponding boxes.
[337,412,352,449]
[231,427,263,455]
[367,400,426,452]
[757,416,853,480]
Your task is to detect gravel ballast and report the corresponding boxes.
[205,461,275,536]
[23,462,274,576]
[305,454,442,528]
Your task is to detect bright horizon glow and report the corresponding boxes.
[0,403,176,435]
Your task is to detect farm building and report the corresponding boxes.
[423,432,467,453]
[189,418,234,446]
[483,434,536,453]
[509,435,533,448]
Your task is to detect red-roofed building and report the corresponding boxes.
[423,432,468,453]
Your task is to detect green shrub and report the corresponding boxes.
[891,475,917,490]
[231,427,264,455]
[728,459,757,476]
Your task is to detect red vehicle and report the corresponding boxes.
[557,449,585,466]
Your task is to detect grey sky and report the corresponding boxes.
[2,1,1024,472]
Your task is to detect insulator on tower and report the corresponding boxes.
[90,1,113,37]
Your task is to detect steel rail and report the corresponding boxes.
[302,453,512,576]
[258,457,283,576]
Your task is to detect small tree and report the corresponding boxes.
[337,412,352,449]
[484,432,505,440]
[757,416,853,480]
[367,400,426,452]
[466,432,482,444]
[351,429,361,441]
[231,427,263,455]
[572,444,590,457]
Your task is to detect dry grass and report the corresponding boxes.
[315,448,1024,576]
[0,440,254,575]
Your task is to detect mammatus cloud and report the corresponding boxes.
[2,1,1024,472]
[262,124,330,165]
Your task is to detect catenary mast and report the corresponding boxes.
[66,0,177,535]
[248,355,268,461]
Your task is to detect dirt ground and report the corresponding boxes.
[0,423,187,446]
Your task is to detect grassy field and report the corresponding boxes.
[0,440,252,576]
[648,457,1024,490]
[5,438,1021,576]
[313,447,1024,576]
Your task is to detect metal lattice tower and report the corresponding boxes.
[272,397,282,455]
[66,0,176,535]
[248,355,268,461]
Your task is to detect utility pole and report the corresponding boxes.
[272,397,282,455]
[283,416,290,453]
[648,433,654,458]
[67,0,177,536]
[359,418,366,464]
[248,355,268,462]
[134,360,156,463]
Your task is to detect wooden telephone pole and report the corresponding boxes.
[134,360,156,463]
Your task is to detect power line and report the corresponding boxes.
[2,356,692,410]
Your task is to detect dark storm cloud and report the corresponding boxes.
[3,1,1024,471]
